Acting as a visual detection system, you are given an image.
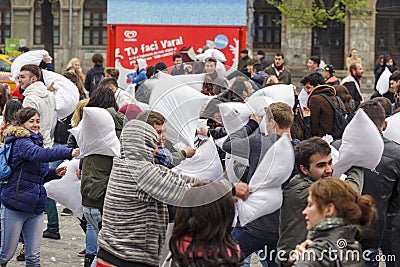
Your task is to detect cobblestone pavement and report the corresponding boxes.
[5,206,263,267]
[7,206,86,267]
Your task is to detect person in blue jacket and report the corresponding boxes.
[126,58,147,91]
[0,107,80,267]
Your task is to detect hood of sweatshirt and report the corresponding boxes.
[120,119,158,162]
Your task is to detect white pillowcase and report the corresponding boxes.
[383,112,400,144]
[250,84,295,108]
[377,67,392,95]
[172,139,223,181]
[69,107,121,158]
[170,73,206,92]
[237,135,294,226]
[333,109,384,177]
[218,102,252,135]
[11,50,49,80]
[41,70,79,119]
[149,72,212,147]
[44,159,83,218]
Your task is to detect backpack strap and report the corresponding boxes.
[320,93,337,109]
[320,93,346,112]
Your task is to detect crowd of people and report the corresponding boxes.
[0,46,399,267]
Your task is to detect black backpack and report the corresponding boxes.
[320,94,349,140]
[91,68,104,93]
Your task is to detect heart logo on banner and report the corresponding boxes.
[124,30,137,39]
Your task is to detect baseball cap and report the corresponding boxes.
[322,64,335,74]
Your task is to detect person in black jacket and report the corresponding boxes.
[357,101,400,267]
[84,53,104,96]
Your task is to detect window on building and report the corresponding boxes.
[253,0,281,49]
[375,1,400,61]
[0,0,11,44]
[34,0,60,45]
[83,0,107,46]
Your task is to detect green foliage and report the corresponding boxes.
[265,0,371,29]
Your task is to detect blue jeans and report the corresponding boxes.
[82,206,102,234]
[86,222,98,256]
[231,227,278,267]
[0,204,43,266]
[83,206,102,267]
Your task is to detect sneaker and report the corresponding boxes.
[42,229,61,240]
[16,246,25,261]
[61,208,73,216]
[77,249,86,257]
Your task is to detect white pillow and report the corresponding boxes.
[330,145,339,165]
[11,50,49,80]
[44,159,83,218]
[237,187,283,226]
[246,95,274,116]
[298,88,309,108]
[149,72,212,147]
[377,67,392,95]
[170,73,206,92]
[69,107,121,158]
[333,109,384,177]
[383,112,400,144]
[250,84,295,108]
[195,48,227,63]
[249,135,294,190]
[237,135,294,226]
[172,139,223,181]
[41,70,79,119]
[218,102,253,135]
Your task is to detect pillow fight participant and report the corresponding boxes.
[79,87,125,267]
[85,53,105,96]
[202,57,228,96]
[18,64,63,256]
[321,64,339,86]
[0,107,79,267]
[136,110,196,169]
[97,77,135,110]
[250,63,269,90]
[349,101,400,267]
[103,67,119,80]
[165,181,241,267]
[291,178,377,266]
[66,57,85,85]
[126,58,148,91]
[371,70,400,104]
[64,99,97,259]
[306,56,323,73]
[341,62,364,110]
[96,115,249,267]
[171,53,192,76]
[264,53,292,85]
[223,102,299,267]
[63,70,87,100]
[277,137,363,266]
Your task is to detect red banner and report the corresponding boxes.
[109,24,245,70]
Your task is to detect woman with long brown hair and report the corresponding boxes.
[292,178,377,266]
